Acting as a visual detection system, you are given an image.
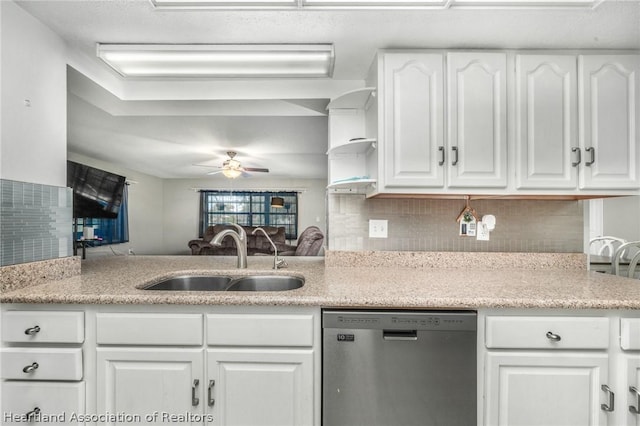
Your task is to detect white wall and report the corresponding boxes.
[0,1,67,186]
[67,153,165,255]
[162,178,327,255]
[602,196,640,242]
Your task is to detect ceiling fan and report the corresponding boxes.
[200,151,269,179]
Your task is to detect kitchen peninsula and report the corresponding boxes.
[1,252,639,309]
[1,252,639,426]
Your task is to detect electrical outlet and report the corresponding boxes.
[369,219,388,238]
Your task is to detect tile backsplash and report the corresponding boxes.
[1,179,73,266]
[328,195,584,253]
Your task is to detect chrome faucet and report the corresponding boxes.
[252,227,287,270]
[211,223,247,269]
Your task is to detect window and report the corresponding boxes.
[74,185,130,245]
[199,191,298,240]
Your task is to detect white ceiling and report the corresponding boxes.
[15,0,640,180]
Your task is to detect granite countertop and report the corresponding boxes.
[1,252,640,309]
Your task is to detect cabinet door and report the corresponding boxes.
[485,352,609,426]
[447,52,507,188]
[97,348,203,425]
[207,348,314,426]
[628,356,640,426]
[382,53,444,188]
[579,55,640,189]
[516,55,578,189]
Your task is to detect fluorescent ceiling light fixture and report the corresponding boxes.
[151,0,600,8]
[96,44,335,78]
[151,0,296,7]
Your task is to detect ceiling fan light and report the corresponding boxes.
[222,168,242,179]
[271,196,285,208]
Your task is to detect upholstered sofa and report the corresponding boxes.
[188,225,286,256]
[274,226,324,256]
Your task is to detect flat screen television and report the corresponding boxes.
[67,161,126,219]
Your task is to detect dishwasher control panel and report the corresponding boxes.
[323,310,477,331]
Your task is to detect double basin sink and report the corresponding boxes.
[143,274,304,292]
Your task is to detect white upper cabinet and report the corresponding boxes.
[329,50,640,197]
[579,55,640,190]
[447,52,508,188]
[381,53,444,188]
[516,55,578,189]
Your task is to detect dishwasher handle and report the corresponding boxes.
[383,330,418,341]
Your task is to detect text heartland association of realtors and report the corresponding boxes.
[3,411,214,423]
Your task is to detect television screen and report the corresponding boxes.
[67,161,126,219]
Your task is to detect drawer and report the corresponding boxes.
[96,313,203,345]
[1,381,85,425]
[621,318,640,350]
[207,313,314,347]
[2,311,84,343]
[1,348,83,380]
[485,316,609,349]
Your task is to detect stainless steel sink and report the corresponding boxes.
[143,275,304,292]
[143,275,233,291]
[226,275,304,292]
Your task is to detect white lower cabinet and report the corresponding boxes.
[481,311,640,426]
[1,381,85,425]
[626,356,640,426]
[207,348,314,426]
[485,352,609,426]
[0,309,85,425]
[90,307,319,426]
[96,348,204,425]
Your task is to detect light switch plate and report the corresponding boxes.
[369,219,388,238]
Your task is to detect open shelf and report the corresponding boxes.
[326,87,376,110]
[327,178,377,191]
[327,138,376,158]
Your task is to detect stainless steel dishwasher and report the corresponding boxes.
[323,310,477,426]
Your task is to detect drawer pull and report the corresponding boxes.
[26,407,41,421]
[545,331,561,342]
[601,384,615,412]
[208,380,215,407]
[630,386,640,415]
[24,325,41,335]
[22,362,39,373]
[192,379,199,407]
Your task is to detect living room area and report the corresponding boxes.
[69,152,327,258]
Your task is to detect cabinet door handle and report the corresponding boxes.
[24,325,40,335]
[545,331,561,342]
[208,380,216,407]
[438,146,445,166]
[25,407,40,421]
[571,147,581,167]
[451,146,459,166]
[192,379,200,406]
[22,362,39,373]
[586,147,595,166]
[601,384,615,412]
[630,386,640,414]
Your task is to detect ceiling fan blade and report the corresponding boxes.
[243,167,269,173]
[206,170,224,175]
[192,163,221,168]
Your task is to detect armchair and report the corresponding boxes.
[275,226,324,256]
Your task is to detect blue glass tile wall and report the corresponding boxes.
[0,179,73,266]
